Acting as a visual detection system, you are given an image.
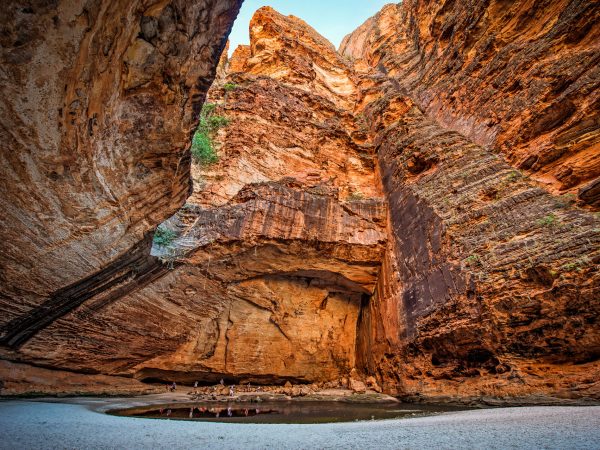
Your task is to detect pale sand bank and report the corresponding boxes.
[0,400,598,449]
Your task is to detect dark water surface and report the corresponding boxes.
[109,401,471,424]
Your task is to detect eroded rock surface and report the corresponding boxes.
[1,2,598,401]
[0,0,242,344]
[341,1,600,206]
[1,7,387,386]
[356,91,599,400]
[344,0,600,400]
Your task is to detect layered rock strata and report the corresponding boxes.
[344,1,600,400]
[356,89,599,400]
[341,1,600,207]
[11,183,385,384]
[1,1,598,401]
[1,6,387,386]
[0,0,242,343]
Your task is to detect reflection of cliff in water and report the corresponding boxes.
[109,401,472,424]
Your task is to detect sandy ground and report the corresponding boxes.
[0,400,599,449]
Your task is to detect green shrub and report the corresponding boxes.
[201,102,216,115]
[507,170,522,182]
[561,256,590,272]
[153,226,177,248]
[191,131,217,165]
[207,115,230,130]
[464,254,480,266]
[223,82,239,91]
[537,213,557,227]
[190,103,229,166]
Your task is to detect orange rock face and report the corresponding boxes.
[0,0,242,345]
[130,8,387,383]
[344,1,600,401]
[1,6,387,386]
[1,2,598,402]
[341,1,600,207]
[356,92,599,400]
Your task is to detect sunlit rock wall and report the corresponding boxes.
[341,0,600,207]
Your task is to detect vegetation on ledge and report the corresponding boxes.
[153,225,177,248]
[191,103,230,166]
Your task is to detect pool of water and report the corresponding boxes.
[109,401,471,424]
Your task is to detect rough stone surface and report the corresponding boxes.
[1,2,598,401]
[0,360,161,396]
[1,7,387,386]
[344,1,600,400]
[356,92,599,399]
[0,0,242,345]
[341,0,600,206]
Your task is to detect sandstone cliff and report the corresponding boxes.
[0,1,241,347]
[1,2,598,402]
[341,1,600,207]
[1,6,387,386]
[343,0,600,401]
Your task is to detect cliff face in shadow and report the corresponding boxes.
[1,1,598,402]
[343,0,599,401]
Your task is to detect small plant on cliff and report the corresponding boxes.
[464,254,480,267]
[537,213,558,227]
[201,102,216,116]
[560,256,591,273]
[191,103,230,166]
[223,82,239,92]
[153,225,177,248]
[207,115,230,130]
[191,131,217,165]
[553,193,576,209]
[506,170,522,182]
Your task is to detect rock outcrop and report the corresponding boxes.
[0,360,161,397]
[341,1,600,207]
[1,6,387,386]
[1,1,598,402]
[0,0,242,347]
[356,90,599,401]
[344,0,600,401]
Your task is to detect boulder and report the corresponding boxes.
[350,378,367,393]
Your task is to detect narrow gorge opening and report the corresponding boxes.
[141,4,392,388]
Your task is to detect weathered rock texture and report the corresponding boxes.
[343,0,600,401]
[0,1,241,343]
[357,91,599,401]
[142,8,387,382]
[0,0,242,388]
[1,6,387,386]
[191,6,376,205]
[342,1,600,207]
[0,360,162,397]
[1,1,598,401]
